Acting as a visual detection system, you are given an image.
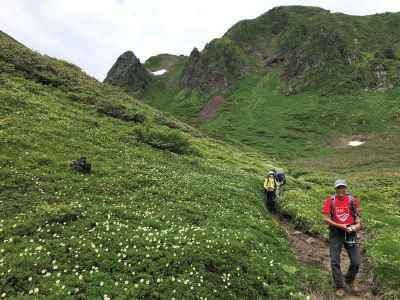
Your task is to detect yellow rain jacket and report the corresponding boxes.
[264,176,276,191]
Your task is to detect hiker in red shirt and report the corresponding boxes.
[322,179,362,298]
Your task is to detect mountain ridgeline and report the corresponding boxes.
[107,6,400,95]
[105,6,400,160]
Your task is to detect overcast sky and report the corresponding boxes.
[1,1,400,80]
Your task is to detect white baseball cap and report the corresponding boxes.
[334,179,348,188]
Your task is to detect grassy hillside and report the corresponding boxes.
[0,31,329,299]
[225,6,400,93]
[144,54,187,73]
[143,66,400,161]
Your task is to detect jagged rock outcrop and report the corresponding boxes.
[104,51,152,94]
[180,38,245,92]
[180,48,201,89]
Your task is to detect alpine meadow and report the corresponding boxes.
[1,4,400,300]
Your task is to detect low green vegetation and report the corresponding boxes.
[144,67,400,161]
[144,54,187,73]
[1,31,327,299]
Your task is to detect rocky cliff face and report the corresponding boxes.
[179,38,245,92]
[104,51,152,94]
[179,48,201,89]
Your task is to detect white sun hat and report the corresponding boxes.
[334,179,348,188]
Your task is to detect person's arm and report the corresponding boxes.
[351,216,362,232]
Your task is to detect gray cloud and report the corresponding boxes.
[1,0,400,80]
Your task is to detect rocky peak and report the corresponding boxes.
[104,51,152,94]
[180,39,244,92]
[179,48,201,89]
[189,47,200,60]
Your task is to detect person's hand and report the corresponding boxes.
[337,224,347,231]
[353,223,362,232]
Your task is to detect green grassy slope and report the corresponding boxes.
[143,66,400,161]
[225,6,400,93]
[144,54,187,72]
[202,73,400,159]
[0,31,325,299]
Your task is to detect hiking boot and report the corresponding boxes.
[348,281,360,295]
[335,288,346,298]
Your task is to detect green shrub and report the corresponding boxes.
[97,104,145,123]
[133,126,194,154]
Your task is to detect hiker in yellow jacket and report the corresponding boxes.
[264,171,277,212]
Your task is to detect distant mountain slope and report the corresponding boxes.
[224,6,400,92]
[104,6,400,159]
[144,53,187,73]
[103,7,400,159]
[108,6,400,95]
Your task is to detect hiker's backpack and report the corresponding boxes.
[276,172,286,185]
[70,157,91,174]
[330,192,358,222]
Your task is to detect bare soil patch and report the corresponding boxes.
[198,95,224,121]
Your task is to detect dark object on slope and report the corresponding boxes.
[70,157,91,174]
[205,260,218,273]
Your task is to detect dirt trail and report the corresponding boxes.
[272,214,379,300]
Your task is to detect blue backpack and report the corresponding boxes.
[275,172,286,185]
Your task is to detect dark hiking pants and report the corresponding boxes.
[329,227,360,288]
[264,190,276,212]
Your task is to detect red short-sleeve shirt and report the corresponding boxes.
[323,195,360,225]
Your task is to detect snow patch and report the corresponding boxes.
[151,69,167,76]
[348,140,366,147]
